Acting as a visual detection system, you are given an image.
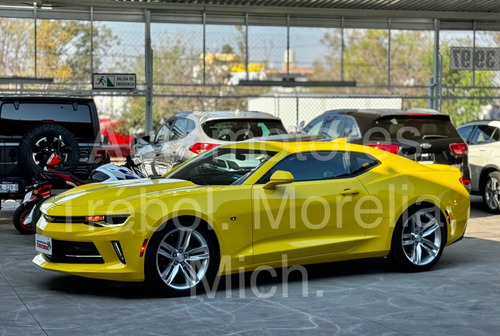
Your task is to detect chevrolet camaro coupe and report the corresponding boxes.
[33,140,469,296]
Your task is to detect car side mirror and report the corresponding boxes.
[263,170,294,190]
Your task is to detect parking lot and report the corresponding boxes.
[0,197,499,336]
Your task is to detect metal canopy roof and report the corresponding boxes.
[1,0,500,21]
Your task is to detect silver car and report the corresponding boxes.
[132,110,287,176]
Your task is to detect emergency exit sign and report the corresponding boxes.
[93,73,136,89]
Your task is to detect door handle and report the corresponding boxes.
[340,188,359,196]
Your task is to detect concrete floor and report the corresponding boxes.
[0,197,499,336]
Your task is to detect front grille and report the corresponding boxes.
[44,239,104,264]
[45,216,87,224]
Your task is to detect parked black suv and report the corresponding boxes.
[301,108,470,189]
[0,96,108,200]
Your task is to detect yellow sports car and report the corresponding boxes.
[33,139,469,296]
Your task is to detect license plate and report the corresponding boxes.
[23,191,33,203]
[0,183,18,193]
[35,234,52,255]
[417,153,435,164]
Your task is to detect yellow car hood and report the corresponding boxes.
[50,178,199,209]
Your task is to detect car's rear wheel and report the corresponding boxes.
[12,203,35,235]
[145,221,219,297]
[482,171,500,214]
[388,205,446,272]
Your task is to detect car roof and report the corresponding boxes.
[173,110,281,121]
[458,119,500,127]
[228,138,399,163]
[0,96,93,102]
[320,108,441,118]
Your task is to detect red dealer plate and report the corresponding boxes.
[35,234,52,255]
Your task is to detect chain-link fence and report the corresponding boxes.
[2,17,500,132]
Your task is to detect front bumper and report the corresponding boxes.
[32,215,147,282]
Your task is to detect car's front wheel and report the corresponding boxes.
[145,220,219,297]
[482,171,500,214]
[388,205,446,272]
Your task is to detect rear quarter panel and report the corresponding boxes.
[355,159,469,253]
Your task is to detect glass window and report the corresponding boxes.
[320,117,344,139]
[202,119,287,141]
[170,118,189,140]
[167,148,277,185]
[1,103,91,123]
[260,151,351,183]
[302,116,325,136]
[369,116,460,141]
[458,125,474,142]
[349,152,380,175]
[343,117,361,138]
[154,120,173,143]
[470,125,500,145]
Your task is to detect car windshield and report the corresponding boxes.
[167,147,278,185]
[202,119,287,141]
[369,116,461,141]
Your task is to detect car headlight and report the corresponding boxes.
[85,215,130,227]
[43,214,129,227]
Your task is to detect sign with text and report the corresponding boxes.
[92,73,136,89]
[450,47,500,70]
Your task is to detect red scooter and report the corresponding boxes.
[13,153,142,234]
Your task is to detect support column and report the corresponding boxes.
[145,9,154,139]
[431,19,441,110]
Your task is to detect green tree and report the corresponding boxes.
[123,32,252,133]
[0,18,33,77]
[315,28,498,122]
[0,18,115,83]
[440,41,495,126]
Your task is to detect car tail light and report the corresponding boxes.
[367,144,400,154]
[450,142,467,156]
[189,142,219,154]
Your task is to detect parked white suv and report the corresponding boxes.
[458,120,500,213]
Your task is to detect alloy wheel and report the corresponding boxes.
[155,228,210,291]
[401,210,443,266]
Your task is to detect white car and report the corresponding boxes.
[458,120,500,213]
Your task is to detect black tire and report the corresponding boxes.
[388,205,446,272]
[13,203,35,235]
[145,220,220,297]
[482,171,500,214]
[18,124,80,175]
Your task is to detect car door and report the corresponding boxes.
[467,125,500,188]
[251,151,370,264]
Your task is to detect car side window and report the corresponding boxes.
[259,151,351,183]
[155,120,173,143]
[470,125,500,144]
[321,116,344,139]
[349,152,380,175]
[343,117,361,138]
[302,116,325,135]
[170,118,190,140]
[458,125,474,142]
